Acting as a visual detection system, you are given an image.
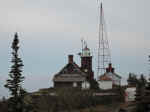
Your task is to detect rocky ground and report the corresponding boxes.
[79,103,121,112]
[79,102,136,112]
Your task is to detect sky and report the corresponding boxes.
[0,0,150,98]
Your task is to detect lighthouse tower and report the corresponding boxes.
[81,45,94,80]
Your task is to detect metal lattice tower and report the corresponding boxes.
[97,2,111,79]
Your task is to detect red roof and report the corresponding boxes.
[84,46,90,50]
[99,74,112,81]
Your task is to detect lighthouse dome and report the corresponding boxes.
[82,46,91,57]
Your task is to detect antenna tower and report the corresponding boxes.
[97,2,111,79]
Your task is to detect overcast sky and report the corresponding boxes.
[0,0,150,98]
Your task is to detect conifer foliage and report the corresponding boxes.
[135,74,147,112]
[5,33,25,112]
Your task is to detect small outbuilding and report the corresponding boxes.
[98,63,122,90]
[98,74,113,89]
[53,55,88,88]
[125,87,136,102]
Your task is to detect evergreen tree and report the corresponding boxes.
[4,33,25,112]
[127,73,138,86]
[140,74,147,86]
[135,74,147,112]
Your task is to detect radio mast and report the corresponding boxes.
[97,2,111,79]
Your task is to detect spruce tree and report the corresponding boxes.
[5,32,25,112]
[135,74,147,112]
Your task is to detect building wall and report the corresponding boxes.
[109,75,121,85]
[81,81,90,89]
[125,87,136,102]
[113,78,121,85]
[98,81,112,90]
[81,56,94,80]
[81,57,92,71]
[54,82,82,88]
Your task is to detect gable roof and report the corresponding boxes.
[99,74,112,81]
[105,72,122,79]
[53,62,87,82]
[58,62,86,75]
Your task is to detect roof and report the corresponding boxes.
[84,46,90,51]
[114,73,122,78]
[53,74,86,82]
[104,63,121,79]
[104,72,122,79]
[53,62,87,82]
[99,74,112,81]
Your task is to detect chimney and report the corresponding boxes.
[107,63,112,72]
[106,68,109,73]
[109,63,112,68]
[108,63,115,73]
[68,55,73,63]
[112,68,115,73]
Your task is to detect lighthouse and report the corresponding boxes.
[80,45,94,80]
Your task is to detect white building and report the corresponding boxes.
[82,81,90,89]
[98,63,121,89]
[98,75,112,89]
[106,72,121,86]
[125,87,136,102]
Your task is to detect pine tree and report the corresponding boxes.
[135,74,147,112]
[4,32,25,112]
[140,74,147,85]
[127,73,138,86]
